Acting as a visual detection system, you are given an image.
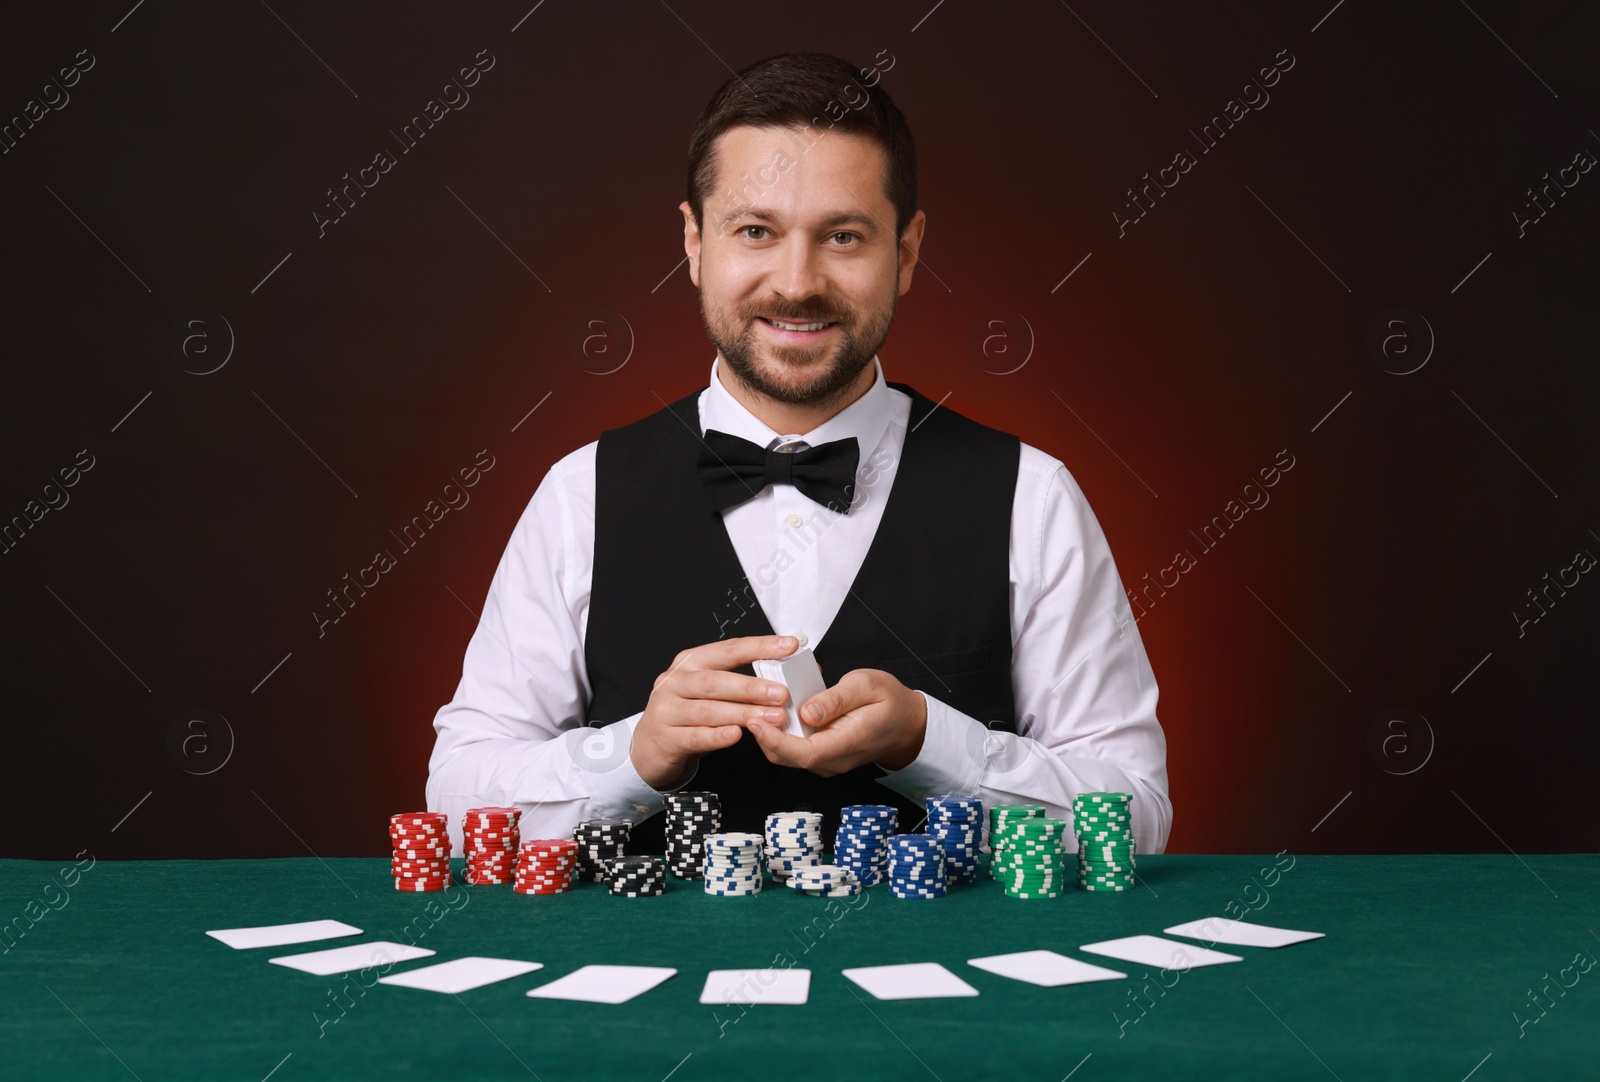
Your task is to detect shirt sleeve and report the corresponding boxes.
[876,455,1172,854]
[425,450,668,854]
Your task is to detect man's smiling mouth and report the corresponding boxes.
[758,317,837,334]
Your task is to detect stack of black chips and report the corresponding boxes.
[604,855,667,897]
[573,818,631,883]
[663,791,721,880]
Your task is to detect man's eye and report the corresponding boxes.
[739,225,769,240]
[830,232,859,246]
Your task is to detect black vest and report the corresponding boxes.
[585,380,1020,851]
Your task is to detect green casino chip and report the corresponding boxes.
[1074,791,1135,892]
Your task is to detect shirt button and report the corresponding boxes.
[786,513,804,529]
[794,632,808,648]
[632,804,650,815]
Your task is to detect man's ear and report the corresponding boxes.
[680,200,702,288]
[897,208,926,296]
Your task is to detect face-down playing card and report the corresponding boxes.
[525,965,677,1004]
[268,941,435,976]
[378,957,544,993]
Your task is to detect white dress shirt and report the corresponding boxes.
[427,355,1171,854]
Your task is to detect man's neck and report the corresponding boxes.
[715,355,876,437]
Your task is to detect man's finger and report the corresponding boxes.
[800,691,834,727]
[673,668,789,707]
[695,633,797,673]
[746,717,816,770]
[765,722,860,777]
[681,724,745,755]
[666,697,771,731]
[800,677,868,728]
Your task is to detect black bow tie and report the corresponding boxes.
[696,428,860,514]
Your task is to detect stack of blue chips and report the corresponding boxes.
[887,833,948,898]
[786,865,862,897]
[832,804,898,886]
[925,794,984,884]
[764,811,824,881]
[701,832,764,896]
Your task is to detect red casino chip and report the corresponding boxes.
[389,811,459,888]
[390,833,450,846]
[390,826,448,839]
[520,839,576,854]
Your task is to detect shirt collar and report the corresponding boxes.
[700,353,892,455]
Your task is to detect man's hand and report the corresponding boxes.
[746,668,927,777]
[630,634,799,789]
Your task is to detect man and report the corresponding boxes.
[426,52,1170,858]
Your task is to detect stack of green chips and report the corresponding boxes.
[987,803,1045,880]
[994,816,1068,899]
[1075,792,1135,891]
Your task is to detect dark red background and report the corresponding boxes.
[2,1,1595,859]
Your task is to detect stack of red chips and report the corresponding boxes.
[514,839,578,894]
[391,812,451,891]
[463,806,521,885]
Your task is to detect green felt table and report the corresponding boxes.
[2,854,1596,1080]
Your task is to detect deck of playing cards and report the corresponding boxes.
[752,647,828,738]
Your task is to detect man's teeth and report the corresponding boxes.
[764,318,832,332]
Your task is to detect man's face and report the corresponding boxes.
[681,125,925,410]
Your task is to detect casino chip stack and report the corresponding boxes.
[786,865,862,897]
[925,795,983,885]
[887,833,948,898]
[664,792,721,880]
[763,811,824,881]
[605,855,667,897]
[515,838,577,894]
[994,816,1069,899]
[702,832,764,895]
[462,806,520,885]
[573,818,631,883]
[390,812,451,891]
[1075,791,1137,891]
[987,803,1045,880]
[832,804,898,887]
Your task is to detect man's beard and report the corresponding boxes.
[703,288,896,410]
